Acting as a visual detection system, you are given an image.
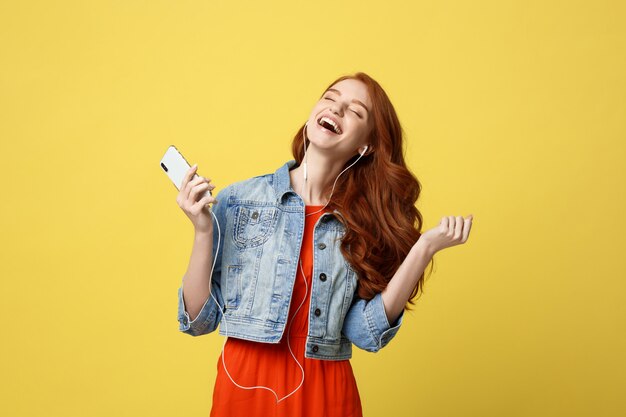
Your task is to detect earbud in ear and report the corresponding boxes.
[360,145,369,156]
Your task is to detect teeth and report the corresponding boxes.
[318,116,341,134]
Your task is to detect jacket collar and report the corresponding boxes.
[273,159,297,203]
[272,159,346,221]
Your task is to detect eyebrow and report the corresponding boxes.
[325,88,370,114]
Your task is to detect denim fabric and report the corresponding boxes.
[177,159,404,360]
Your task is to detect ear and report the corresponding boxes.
[358,145,370,156]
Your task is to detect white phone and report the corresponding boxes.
[160,145,213,208]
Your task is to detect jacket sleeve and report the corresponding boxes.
[341,291,405,352]
[177,185,231,337]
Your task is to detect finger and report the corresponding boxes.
[184,174,211,202]
[192,195,217,213]
[181,164,198,193]
[462,216,473,243]
[203,182,214,196]
[440,216,449,231]
[197,193,217,206]
[188,182,211,202]
[454,215,464,240]
[182,166,201,202]
[189,175,209,189]
[190,176,214,190]
[447,216,455,235]
[184,182,208,208]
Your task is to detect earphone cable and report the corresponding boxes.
[192,207,309,404]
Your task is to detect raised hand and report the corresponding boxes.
[419,214,474,254]
[176,164,218,234]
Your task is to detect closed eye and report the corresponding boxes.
[324,97,362,118]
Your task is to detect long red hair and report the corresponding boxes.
[291,72,434,310]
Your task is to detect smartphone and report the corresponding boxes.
[160,145,213,207]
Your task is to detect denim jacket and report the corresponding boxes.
[177,159,404,360]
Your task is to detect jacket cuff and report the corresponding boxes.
[365,292,404,349]
[177,284,218,336]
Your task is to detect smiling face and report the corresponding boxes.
[305,78,373,158]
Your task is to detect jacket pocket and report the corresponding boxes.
[232,205,278,249]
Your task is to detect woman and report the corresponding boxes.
[176,72,474,416]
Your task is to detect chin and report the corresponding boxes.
[308,141,345,156]
[309,134,341,146]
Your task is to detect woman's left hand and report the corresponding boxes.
[418,214,474,255]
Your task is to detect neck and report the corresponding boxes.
[289,149,348,206]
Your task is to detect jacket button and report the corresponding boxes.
[182,316,188,325]
[319,273,327,282]
[314,308,321,316]
[317,243,326,250]
[251,211,259,219]
[312,345,319,353]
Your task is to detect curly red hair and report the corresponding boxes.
[291,72,434,310]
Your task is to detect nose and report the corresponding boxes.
[330,103,342,116]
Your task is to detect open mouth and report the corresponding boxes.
[317,116,342,135]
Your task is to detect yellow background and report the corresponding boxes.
[1,1,625,416]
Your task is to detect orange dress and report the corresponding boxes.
[210,205,363,417]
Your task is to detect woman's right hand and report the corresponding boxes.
[176,164,218,235]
